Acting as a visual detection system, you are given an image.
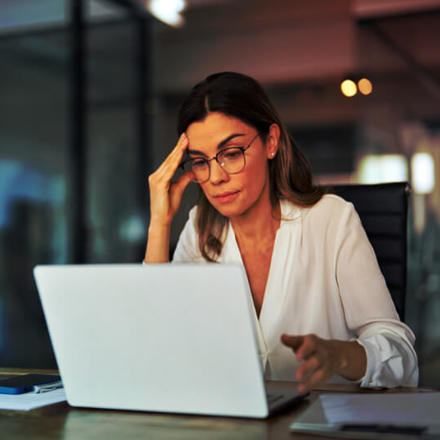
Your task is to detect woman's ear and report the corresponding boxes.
[266,123,280,159]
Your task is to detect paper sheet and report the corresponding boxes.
[320,393,440,425]
[0,388,66,411]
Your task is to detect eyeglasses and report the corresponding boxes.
[180,133,259,184]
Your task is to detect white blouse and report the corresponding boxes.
[172,195,419,388]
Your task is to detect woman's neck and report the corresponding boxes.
[230,194,281,245]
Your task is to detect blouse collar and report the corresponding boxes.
[279,198,302,225]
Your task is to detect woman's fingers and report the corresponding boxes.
[155,133,188,178]
[296,352,332,393]
[296,334,318,361]
[281,333,318,361]
[147,133,191,225]
[164,132,188,161]
[282,333,337,392]
[148,134,189,194]
[298,368,326,393]
[174,170,195,192]
[296,354,322,380]
[281,334,303,351]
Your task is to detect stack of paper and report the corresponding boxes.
[290,393,440,438]
[0,388,66,411]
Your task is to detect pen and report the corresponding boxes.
[341,423,427,435]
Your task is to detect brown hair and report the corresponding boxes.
[178,72,323,261]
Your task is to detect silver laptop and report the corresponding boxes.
[34,264,305,418]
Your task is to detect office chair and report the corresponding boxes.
[327,182,410,321]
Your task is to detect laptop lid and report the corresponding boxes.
[34,264,273,418]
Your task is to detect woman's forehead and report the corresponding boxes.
[186,112,253,148]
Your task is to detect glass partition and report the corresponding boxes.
[1,1,439,386]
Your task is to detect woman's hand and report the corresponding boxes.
[281,333,366,393]
[144,133,194,263]
[148,133,194,227]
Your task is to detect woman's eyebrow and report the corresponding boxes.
[187,133,246,156]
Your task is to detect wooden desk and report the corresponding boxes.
[0,369,431,440]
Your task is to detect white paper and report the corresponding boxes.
[0,388,66,411]
[320,393,440,425]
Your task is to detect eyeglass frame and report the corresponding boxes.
[179,133,260,183]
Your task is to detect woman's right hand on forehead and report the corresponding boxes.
[147,133,194,227]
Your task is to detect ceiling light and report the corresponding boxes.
[147,0,186,27]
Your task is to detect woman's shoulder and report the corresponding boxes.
[281,194,353,219]
[304,193,360,230]
[313,193,353,213]
[281,194,357,233]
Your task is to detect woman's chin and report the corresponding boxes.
[210,199,244,218]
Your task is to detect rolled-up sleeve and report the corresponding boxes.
[357,325,418,388]
[335,202,418,388]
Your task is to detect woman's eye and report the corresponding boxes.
[223,149,242,159]
[191,159,206,168]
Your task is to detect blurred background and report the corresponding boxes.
[0,0,439,387]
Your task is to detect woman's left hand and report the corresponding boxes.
[281,333,359,393]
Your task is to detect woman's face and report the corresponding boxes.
[185,112,278,219]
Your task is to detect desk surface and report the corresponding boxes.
[0,369,432,440]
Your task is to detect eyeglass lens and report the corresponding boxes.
[186,148,246,183]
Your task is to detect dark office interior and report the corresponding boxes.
[0,0,439,388]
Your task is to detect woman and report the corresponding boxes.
[144,72,418,392]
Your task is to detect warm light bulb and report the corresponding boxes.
[358,78,373,95]
[340,79,357,98]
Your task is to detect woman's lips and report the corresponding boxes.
[213,191,240,204]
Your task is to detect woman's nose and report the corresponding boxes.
[209,160,229,184]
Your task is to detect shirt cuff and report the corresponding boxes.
[355,337,384,388]
[356,333,418,389]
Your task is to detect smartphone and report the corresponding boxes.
[0,374,61,395]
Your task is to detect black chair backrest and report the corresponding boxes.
[327,182,409,321]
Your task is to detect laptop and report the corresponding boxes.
[34,264,306,418]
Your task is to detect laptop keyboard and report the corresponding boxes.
[267,393,284,405]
